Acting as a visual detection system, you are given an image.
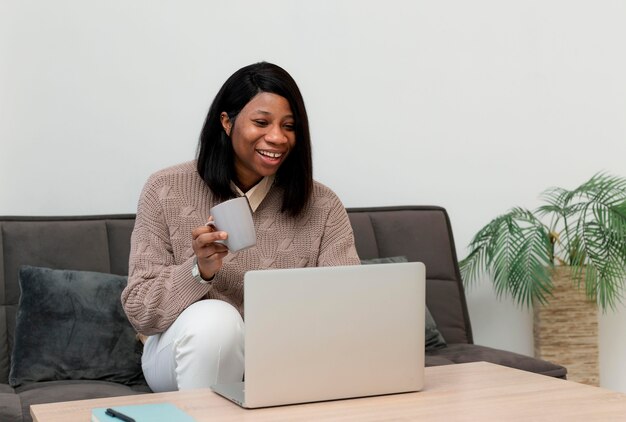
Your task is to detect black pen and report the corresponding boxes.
[105,408,136,422]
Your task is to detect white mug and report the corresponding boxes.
[207,196,256,252]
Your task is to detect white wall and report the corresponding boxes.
[2,0,626,390]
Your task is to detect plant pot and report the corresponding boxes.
[533,266,599,386]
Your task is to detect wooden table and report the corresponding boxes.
[31,362,626,421]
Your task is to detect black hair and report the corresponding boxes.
[197,62,313,217]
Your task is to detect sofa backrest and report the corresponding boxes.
[0,215,136,382]
[0,206,473,382]
[347,206,473,345]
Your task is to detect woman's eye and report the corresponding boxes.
[283,123,295,131]
[253,120,268,127]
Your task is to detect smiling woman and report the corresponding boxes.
[121,61,360,394]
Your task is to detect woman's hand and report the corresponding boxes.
[191,218,229,280]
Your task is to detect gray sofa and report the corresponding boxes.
[0,206,566,422]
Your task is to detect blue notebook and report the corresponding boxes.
[91,402,195,422]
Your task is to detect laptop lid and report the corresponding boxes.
[241,262,425,408]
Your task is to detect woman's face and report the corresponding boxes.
[221,92,296,191]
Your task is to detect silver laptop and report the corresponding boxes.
[211,262,425,408]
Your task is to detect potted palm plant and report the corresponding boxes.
[460,173,626,385]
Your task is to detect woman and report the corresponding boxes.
[122,62,360,392]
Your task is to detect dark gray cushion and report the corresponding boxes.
[360,256,447,351]
[16,380,149,422]
[425,307,446,350]
[359,256,409,265]
[0,387,22,422]
[426,343,567,378]
[9,266,144,387]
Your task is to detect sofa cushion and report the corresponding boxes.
[16,380,149,422]
[425,307,447,350]
[359,256,408,265]
[0,385,21,422]
[9,266,144,387]
[424,355,455,367]
[426,343,567,378]
[360,256,447,351]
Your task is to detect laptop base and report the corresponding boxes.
[211,382,246,407]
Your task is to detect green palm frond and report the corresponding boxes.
[538,187,570,216]
[506,226,553,307]
[573,173,626,204]
[460,207,553,307]
[460,215,508,287]
[575,202,626,309]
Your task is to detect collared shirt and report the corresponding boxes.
[230,175,275,212]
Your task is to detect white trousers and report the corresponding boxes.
[141,299,245,392]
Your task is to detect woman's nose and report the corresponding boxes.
[265,124,288,143]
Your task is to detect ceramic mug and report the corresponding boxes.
[207,197,256,252]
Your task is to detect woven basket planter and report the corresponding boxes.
[533,266,599,386]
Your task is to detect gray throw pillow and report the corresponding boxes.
[360,256,409,265]
[425,306,447,350]
[9,265,144,387]
[360,256,447,351]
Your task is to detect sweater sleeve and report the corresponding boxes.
[316,191,361,267]
[121,174,212,335]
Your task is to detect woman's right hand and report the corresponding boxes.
[191,219,229,280]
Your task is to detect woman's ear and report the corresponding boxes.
[220,112,232,136]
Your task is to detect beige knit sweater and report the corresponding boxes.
[122,161,360,336]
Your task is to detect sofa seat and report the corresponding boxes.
[426,344,567,378]
[0,381,150,422]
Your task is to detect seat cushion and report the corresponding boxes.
[426,343,567,378]
[425,355,455,367]
[0,383,21,422]
[16,380,149,422]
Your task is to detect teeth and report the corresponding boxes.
[258,150,282,158]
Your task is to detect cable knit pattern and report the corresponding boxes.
[122,161,360,335]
